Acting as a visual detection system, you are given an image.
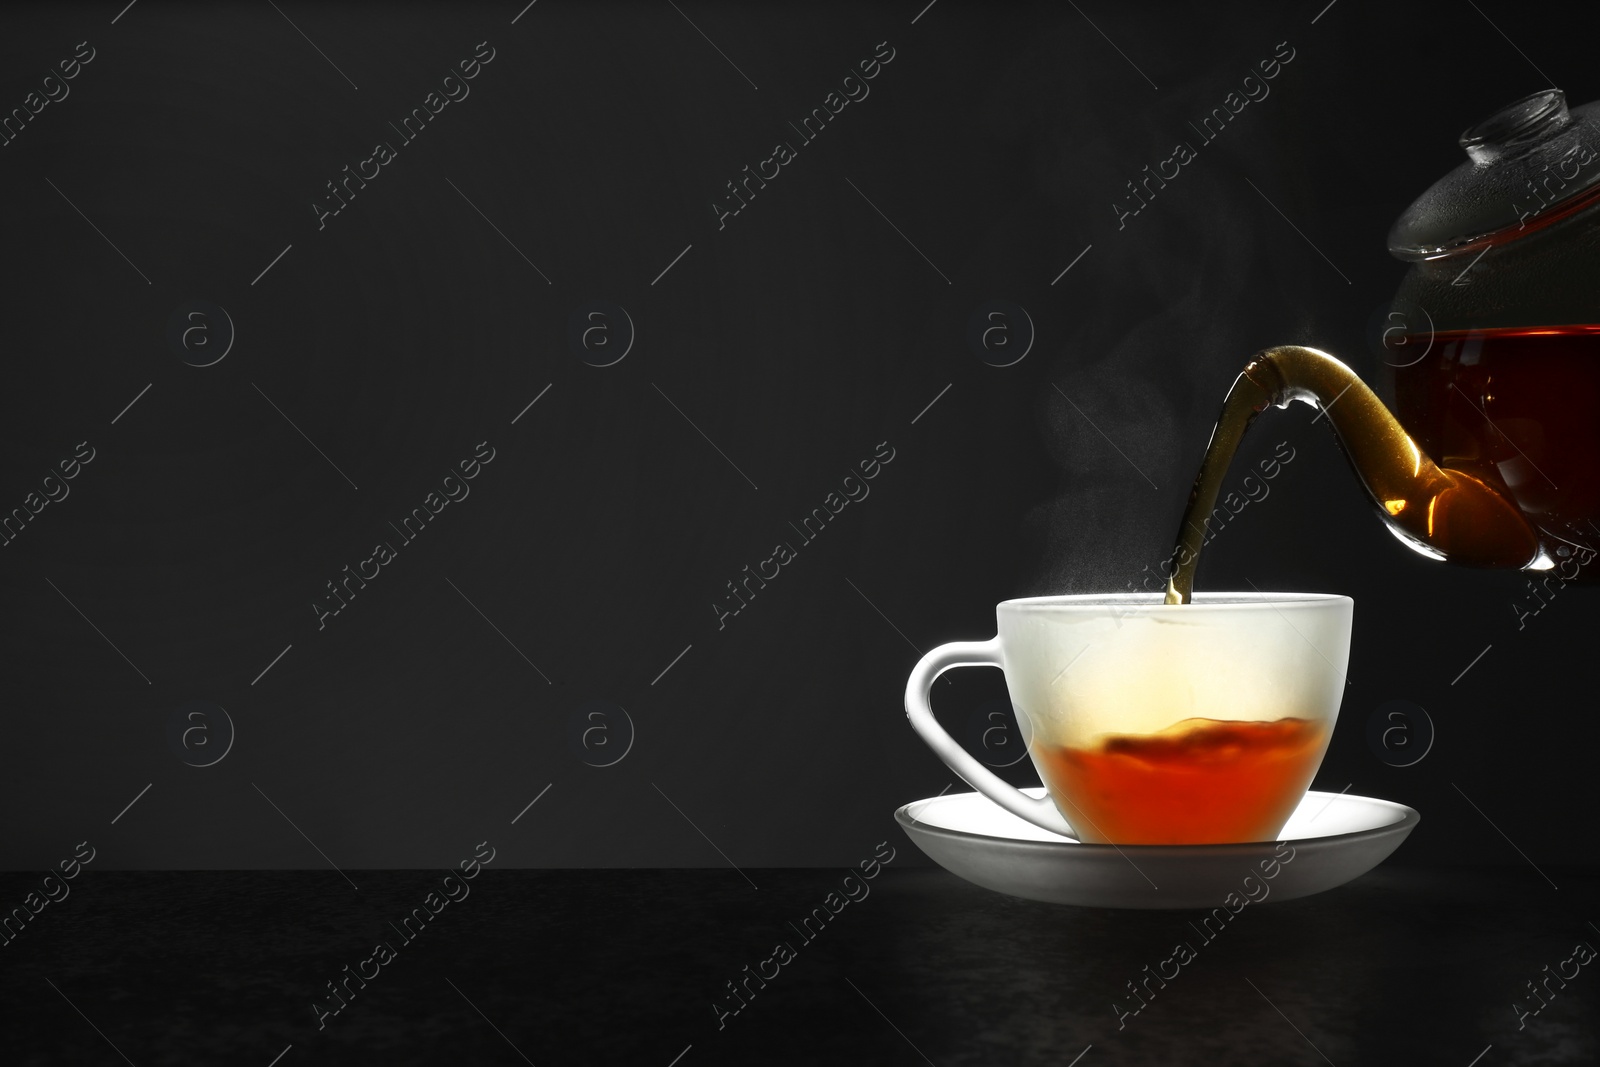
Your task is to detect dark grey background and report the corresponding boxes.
[1,0,1593,873]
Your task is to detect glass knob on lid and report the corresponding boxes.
[1388,89,1600,260]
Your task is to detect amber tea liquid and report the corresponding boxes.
[1394,324,1600,547]
[1036,717,1329,844]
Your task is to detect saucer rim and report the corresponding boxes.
[895,787,1421,853]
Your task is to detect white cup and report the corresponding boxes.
[904,592,1353,844]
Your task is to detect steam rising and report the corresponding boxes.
[1026,365,1185,595]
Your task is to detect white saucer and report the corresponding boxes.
[896,787,1419,909]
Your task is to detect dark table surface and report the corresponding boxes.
[1,862,1595,1066]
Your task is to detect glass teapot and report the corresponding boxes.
[1167,89,1600,599]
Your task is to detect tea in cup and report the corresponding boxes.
[903,592,1352,845]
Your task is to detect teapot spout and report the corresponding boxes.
[1166,345,1538,602]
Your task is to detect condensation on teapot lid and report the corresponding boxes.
[1388,89,1600,261]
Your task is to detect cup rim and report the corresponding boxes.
[997,591,1351,612]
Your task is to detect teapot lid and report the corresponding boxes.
[1388,90,1600,261]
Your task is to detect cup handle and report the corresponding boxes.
[904,638,1077,838]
